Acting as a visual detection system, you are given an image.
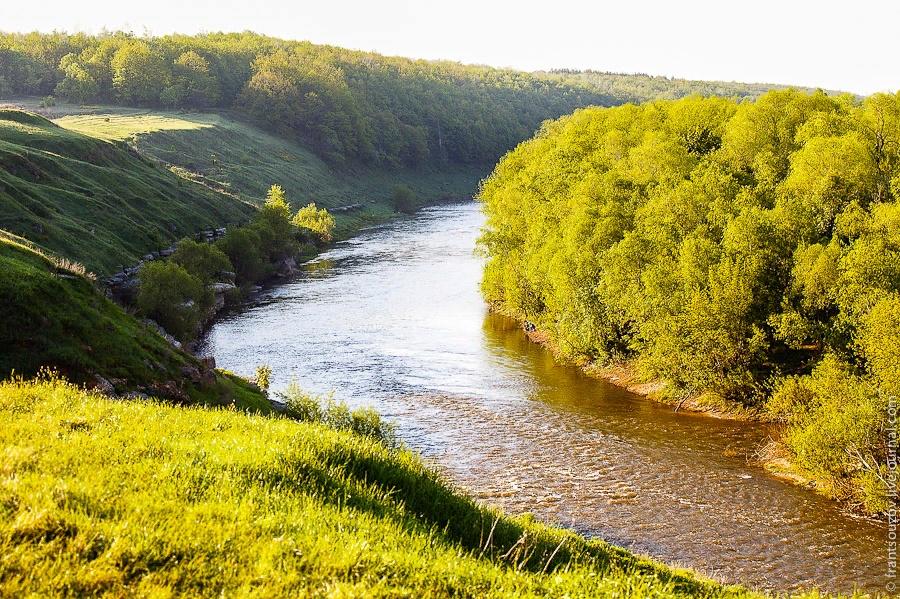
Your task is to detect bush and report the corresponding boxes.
[254,364,272,391]
[137,261,209,342]
[280,382,397,447]
[171,239,233,284]
[391,184,416,214]
[768,355,890,513]
[216,227,267,286]
[292,202,335,244]
[253,185,298,261]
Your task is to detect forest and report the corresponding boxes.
[478,89,899,515]
[0,32,794,170]
[0,31,609,167]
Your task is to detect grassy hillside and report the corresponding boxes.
[53,105,485,221]
[0,376,761,598]
[0,231,268,410]
[0,109,254,275]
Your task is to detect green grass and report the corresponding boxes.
[0,109,255,276]
[0,100,484,274]
[0,376,764,598]
[0,232,269,411]
[54,107,485,237]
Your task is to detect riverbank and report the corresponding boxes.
[516,316,760,420]
[0,376,762,598]
[514,315,865,517]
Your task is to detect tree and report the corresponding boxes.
[168,50,220,107]
[54,53,99,104]
[391,184,416,214]
[292,203,335,243]
[252,184,298,261]
[216,228,267,286]
[110,41,167,105]
[137,261,208,342]
[171,239,232,284]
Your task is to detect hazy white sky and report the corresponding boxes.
[4,0,898,95]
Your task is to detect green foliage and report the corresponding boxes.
[254,364,272,391]
[292,202,335,243]
[768,356,890,513]
[0,234,265,408]
[171,239,232,285]
[281,382,397,447]
[252,184,298,261]
[391,184,416,214]
[0,376,755,597]
[0,31,799,168]
[215,227,267,286]
[136,261,208,342]
[478,90,900,514]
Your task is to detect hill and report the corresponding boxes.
[0,31,802,170]
[0,230,268,410]
[0,109,253,274]
[0,375,760,598]
[51,104,485,229]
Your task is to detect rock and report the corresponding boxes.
[143,319,183,350]
[90,375,115,395]
[212,282,236,294]
[160,247,175,257]
[142,253,155,262]
[218,270,236,281]
[150,381,190,403]
[181,365,203,384]
[276,257,298,277]
[201,356,216,370]
[523,320,537,333]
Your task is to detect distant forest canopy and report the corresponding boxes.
[1,31,791,168]
[478,90,900,514]
[543,69,823,104]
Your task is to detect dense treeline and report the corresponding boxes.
[138,185,334,341]
[478,90,899,514]
[0,31,611,166]
[545,70,810,104]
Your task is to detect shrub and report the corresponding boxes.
[252,185,298,260]
[171,239,233,284]
[254,364,272,391]
[768,355,889,513]
[391,184,416,214]
[292,202,335,243]
[137,261,208,342]
[280,382,397,447]
[216,227,267,286]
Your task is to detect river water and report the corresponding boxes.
[199,202,886,594]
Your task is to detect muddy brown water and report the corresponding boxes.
[199,202,887,594]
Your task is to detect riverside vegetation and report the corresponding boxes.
[0,30,887,595]
[478,89,900,515]
[136,184,334,342]
[0,32,795,169]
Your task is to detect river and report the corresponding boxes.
[199,201,886,594]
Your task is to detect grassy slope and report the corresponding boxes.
[0,377,761,598]
[0,109,255,275]
[43,102,485,236]
[0,232,269,411]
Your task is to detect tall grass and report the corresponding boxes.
[0,376,763,598]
